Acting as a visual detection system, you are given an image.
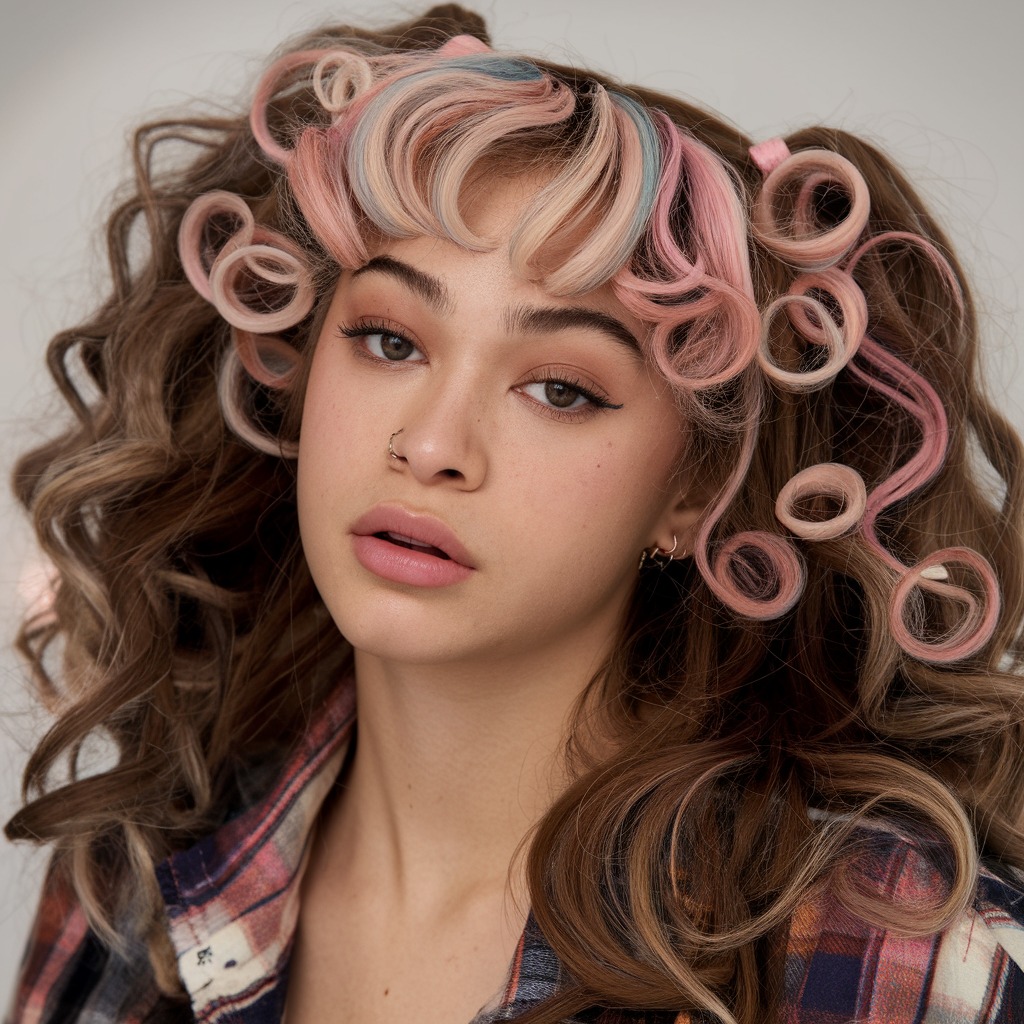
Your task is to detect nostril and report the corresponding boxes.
[440,468,462,479]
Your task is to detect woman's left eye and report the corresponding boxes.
[521,380,591,411]
[518,375,622,418]
[363,331,424,361]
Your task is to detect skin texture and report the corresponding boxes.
[288,179,700,1024]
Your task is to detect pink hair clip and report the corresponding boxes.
[749,137,791,176]
[437,34,492,57]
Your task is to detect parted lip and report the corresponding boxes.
[351,505,476,568]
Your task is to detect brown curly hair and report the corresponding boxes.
[8,5,1024,1021]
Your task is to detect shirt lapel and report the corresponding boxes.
[156,684,355,1023]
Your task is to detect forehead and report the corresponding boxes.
[357,173,647,339]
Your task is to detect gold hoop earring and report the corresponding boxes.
[638,534,679,571]
[388,428,404,461]
[658,535,679,559]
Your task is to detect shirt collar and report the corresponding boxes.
[156,682,356,1021]
[154,682,564,1022]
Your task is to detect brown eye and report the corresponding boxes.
[373,332,418,360]
[544,381,583,408]
[518,374,619,419]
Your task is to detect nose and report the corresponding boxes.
[388,380,489,490]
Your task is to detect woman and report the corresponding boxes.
[6,5,1024,1022]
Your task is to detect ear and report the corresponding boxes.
[648,481,708,560]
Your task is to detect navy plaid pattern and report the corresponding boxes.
[9,682,1024,1023]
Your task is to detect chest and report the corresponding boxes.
[285,867,524,1024]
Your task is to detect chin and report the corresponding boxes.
[328,601,485,667]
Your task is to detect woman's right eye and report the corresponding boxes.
[365,332,423,361]
[337,323,425,362]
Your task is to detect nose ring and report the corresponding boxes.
[388,428,404,460]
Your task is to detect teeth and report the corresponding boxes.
[388,532,433,549]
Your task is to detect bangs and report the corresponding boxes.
[290,51,662,295]
[210,41,761,393]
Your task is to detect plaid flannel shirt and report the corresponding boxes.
[8,681,1024,1023]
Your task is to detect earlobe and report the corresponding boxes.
[640,492,704,570]
[639,534,685,571]
[657,489,705,561]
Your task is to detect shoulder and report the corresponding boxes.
[784,831,1024,1024]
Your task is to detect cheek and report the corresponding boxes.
[299,345,374,471]
[509,431,679,557]
[295,348,367,557]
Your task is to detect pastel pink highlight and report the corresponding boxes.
[695,389,806,620]
[746,138,1000,659]
[849,335,1000,662]
[217,348,298,458]
[436,34,492,57]
[846,230,965,314]
[175,47,1002,659]
[613,113,761,392]
[889,548,1000,663]
[178,190,310,388]
[752,149,871,271]
[748,137,791,176]
[758,267,868,391]
[250,49,333,165]
[313,51,374,112]
[775,464,868,541]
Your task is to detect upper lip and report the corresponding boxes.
[351,505,476,568]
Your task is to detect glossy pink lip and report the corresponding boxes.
[351,505,476,587]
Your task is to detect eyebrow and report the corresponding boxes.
[503,305,641,358]
[351,255,455,316]
[351,255,641,356]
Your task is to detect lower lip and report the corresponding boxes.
[352,535,474,587]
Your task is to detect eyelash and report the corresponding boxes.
[519,368,622,421]
[337,320,425,364]
[335,320,623,422]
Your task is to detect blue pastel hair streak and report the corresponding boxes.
[608,90,663,248]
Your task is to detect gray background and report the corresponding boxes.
[2,0,1021,1001]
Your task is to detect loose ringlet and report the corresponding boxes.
[176,40,1000,661]
[751,137,1000,662]
[751,148,871,270]
[775,464,867,541]
[178,191,310,388]
[15,15,1024,1020]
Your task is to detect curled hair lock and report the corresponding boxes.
[176,40,999,661]
[181,41,765,444]
[751,138,1000,662]
[178,189,312,442]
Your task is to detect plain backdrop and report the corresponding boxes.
[1,0,1022,1003]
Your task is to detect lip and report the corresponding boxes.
[350,505,476,587]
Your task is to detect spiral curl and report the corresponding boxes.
[178,191,310,390]
[749,141,999,662]
[177,41,999,662]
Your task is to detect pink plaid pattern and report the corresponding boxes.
[8,683,1024,1023]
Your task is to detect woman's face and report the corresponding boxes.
[297,178,695,669]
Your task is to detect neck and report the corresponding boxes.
[320,637,613,915]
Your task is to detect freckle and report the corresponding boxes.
[384,988,389,997]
